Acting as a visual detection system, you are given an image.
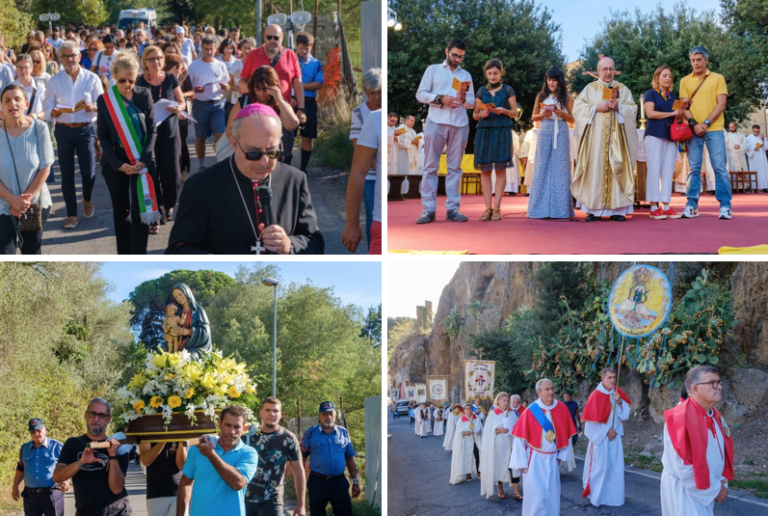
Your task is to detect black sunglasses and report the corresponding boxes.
[265,35,280,41]
[117,78,136,84]
[237,142,282,161]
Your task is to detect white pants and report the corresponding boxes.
[645,135,677,203]
[147,496,187,516]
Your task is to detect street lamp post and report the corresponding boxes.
[262,277,279,396]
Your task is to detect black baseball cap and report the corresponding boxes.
[28,418,45,431]
[318,401,335,413]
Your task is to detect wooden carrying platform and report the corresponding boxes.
[125,410,222,443]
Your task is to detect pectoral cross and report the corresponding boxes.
[251,241,266,254]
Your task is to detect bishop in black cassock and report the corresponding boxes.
[165,104,324,254]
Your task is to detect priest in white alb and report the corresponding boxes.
[417,402,430,438]
[433,405,445,437]
[581,367,632,507]
[510,378,577,516]
[443,403,462,452]
[480,392,512,499]
[449,403,483,484]
[725,121,748,172]
[572,56,638,221]
[396,115,419,175]
[507,394,525,501]
[745,124,768,191]
[661,365,734,516]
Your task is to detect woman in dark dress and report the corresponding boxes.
[472,59,518,221]
[96,53,160,254]
[163,53,194,182]
[137,45,186,230]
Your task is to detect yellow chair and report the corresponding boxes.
[438,154,482,194]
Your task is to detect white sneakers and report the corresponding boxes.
[719,207,732,220]
[680,206,733,219]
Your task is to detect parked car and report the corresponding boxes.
[397,400,410,415]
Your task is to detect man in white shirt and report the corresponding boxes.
[415,37,474,224]
[175,27,197,62]
[42,40,103,229]
[187,36,230,169]
[725,121,748,172]
[45,26,63,52]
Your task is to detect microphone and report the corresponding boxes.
[258,185,274,228]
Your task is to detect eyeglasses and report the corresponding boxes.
[60,54,77,60]
[237,142,282,161]
[148,56,163,62]
[86,411,110,419]
[695,379,723,389]
[117,78,136,84]
[449,52,465,60]
[89,47,98,52]
[265,35,280,41]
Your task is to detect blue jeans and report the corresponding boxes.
[686,130,732,209]
[192,99,226,139]
[364,179,375,251]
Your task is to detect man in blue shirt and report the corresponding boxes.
[300,401,358,516]
[12,418,68,516]
[177,405,259,516]
[295,32,324,173]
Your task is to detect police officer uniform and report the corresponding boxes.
[15,418,65,516]
[300,402,357,516]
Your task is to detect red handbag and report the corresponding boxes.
[670,118,693,142]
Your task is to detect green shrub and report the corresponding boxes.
[314,93,355,170]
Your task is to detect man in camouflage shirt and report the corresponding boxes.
[245,396,306,516]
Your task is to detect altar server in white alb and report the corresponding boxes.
[416,402,430,437]
[725,121,748,172]
[479,392,513,499]
[661,365,734,516]
[510,378,576,516]
[507,394,525,501]
[581,367,632,507]
[745,124,768,191]
[449,403,483,484]
[433,406,444,437]
[443,404,462,452]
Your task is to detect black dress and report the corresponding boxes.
[165,157,324,254]
[137,73,181,215]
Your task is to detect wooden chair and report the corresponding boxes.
[729,171,759,194]
[387,175,406,201]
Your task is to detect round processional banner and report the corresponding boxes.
[608,265,672,338]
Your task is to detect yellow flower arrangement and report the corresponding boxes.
[168,395,182,408]
[227,386,241,398]
[133,400,145,412]
[150,396,164,408]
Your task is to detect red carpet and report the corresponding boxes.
[387,193,768,254]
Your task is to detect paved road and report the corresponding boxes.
[36,124,360,255]
[63,463,296,515]
[387,416,768,516]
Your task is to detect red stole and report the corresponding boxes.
[511,401,576,450]
[664,398,734,490]
[493,407,504,416]
[179,310,191,349]
[581,386,632,424]
[461,414,478,423]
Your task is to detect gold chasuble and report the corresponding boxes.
[572,81,638,213]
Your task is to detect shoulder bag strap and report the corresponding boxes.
[688,74,709,105]
[270,49,285,68]
[26,88,37,117]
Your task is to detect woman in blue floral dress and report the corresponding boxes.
[472,59,518,221]
[527,67,575,219]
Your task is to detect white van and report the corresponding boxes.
[117,8,157,30]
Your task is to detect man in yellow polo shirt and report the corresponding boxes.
[680,46,732,220]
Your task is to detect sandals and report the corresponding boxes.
[466,474,472,481]
[491,209,502,221]
[497,487,507,499]
[479,208,492,221]
[514,493,523,502]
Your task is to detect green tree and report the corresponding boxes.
[32,0,109,27]
[567,3,754,124]
[360,304,382,346]
[128,269,235,350]
[532,262,592,335]
[386,317,417,361]
[0,0,34,50]
[388,0,565,137]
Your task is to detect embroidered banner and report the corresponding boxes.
[464,360,495,401]
[609,265,672,338]
[426,376,449,404]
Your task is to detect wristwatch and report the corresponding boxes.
[352,478,359,484]
[297,107,306,113]
[704,119,711,126]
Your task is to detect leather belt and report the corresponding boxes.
[310,471,345,481]
[25,486,56,493]
[194,98,223,104]
[57,122,92,128]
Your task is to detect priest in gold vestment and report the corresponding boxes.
[572,57,638,221]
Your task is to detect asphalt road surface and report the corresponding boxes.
[35,124,360,255]
[387,415,768,516]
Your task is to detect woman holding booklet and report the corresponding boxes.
[643,65,685,220]
[137,45,186,229]
[472,59,518,221]
[97,53,162,254]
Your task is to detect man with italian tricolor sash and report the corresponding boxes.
[509,378,576,516]
[581,366,631,507]
[661,365,734,516]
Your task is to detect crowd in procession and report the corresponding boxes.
[0,19,383,255]
[394,364,733,516]
[389,37,768,226]
[12,398,362,516]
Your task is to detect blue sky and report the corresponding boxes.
[100,262,382,310]
[549,0,722,62]
[388,262,460,319]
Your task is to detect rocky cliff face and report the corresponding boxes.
[389,261,768,425]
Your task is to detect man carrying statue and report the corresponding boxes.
[572,56,638,222]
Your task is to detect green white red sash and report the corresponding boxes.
[103,85,161,224]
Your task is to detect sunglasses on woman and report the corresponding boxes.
[117,78,136,84]
[237,142,282,161]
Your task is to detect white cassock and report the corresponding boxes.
[387,126,397,175]
[479,409,512,498]
[507,406,524,480]
[396,126,418,175]
[523,128,540,192]
[582,384,631,507]
[443,410,460,451]
[725,131,748,172]
[414,409,421,436]
[449,415,483,484]
[660,414,727,515]
[434,409,444,436]
[416,408,430,437]
[510,399,573,516]
[745,134,768,188]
